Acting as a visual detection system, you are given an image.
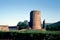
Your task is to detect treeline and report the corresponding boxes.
[46,21,60,31]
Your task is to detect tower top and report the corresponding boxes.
[30,10,41,14]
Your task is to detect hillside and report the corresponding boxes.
[46,21,60,30]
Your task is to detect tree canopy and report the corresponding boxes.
[17,20,29,30]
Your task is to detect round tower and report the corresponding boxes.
[30,10,42,30]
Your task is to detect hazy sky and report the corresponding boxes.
[0,0,60,26]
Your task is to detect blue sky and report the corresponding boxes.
[0,0,60,26]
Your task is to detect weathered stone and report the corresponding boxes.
[0,25,9,31]
[30,10,42,30]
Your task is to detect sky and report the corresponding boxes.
[0,0,60,26]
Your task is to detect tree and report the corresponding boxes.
[17,20,29,30]
[43,19,45,29]
[17,21,22,30]
[17,22,22,26]
[23,20,29,27]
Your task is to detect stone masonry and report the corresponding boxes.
[0,25,9,31]
[30,10,42,30]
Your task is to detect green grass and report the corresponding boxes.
[0,30,60,34]
[0,30,60,40]
[21,30,60,34]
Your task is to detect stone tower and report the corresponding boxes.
[30,10,42,30]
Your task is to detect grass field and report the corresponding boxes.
[0,29,60,34]
[0,30,60,40]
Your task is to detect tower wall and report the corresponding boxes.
[30,10,42,30]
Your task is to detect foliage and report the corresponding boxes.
[17,20,29,30]
[46,21,60,30]
[43,19,45,29]
[0,30,60,40]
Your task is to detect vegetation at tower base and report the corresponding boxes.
[46,21,60,31]
[0,30,60,40]
[17,20,29,30]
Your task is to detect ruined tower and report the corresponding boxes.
[30,10,42,30]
